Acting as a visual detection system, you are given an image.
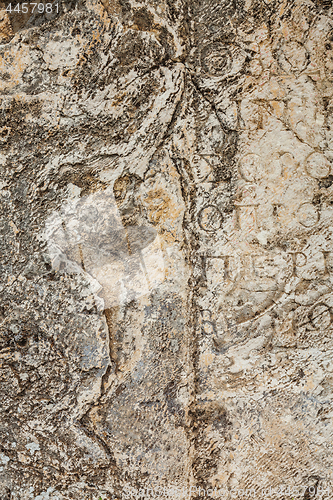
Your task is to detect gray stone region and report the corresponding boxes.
[0,0,333,498]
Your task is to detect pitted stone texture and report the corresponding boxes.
[1,0,333,499]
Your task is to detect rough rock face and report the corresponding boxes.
[1,0,333,498]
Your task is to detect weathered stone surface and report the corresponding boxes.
[1,0,333,498]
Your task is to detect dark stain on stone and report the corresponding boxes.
[132,8,154,32]
[319,175,333,189]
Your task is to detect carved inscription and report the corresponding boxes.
[198,205,223,232]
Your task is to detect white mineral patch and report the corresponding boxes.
[44,188,165,308]
[25,442,40,455]
[0,453,10,465]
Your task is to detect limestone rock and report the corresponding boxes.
[1,0,333,498]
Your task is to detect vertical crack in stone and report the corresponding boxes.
[103,307,119,377]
